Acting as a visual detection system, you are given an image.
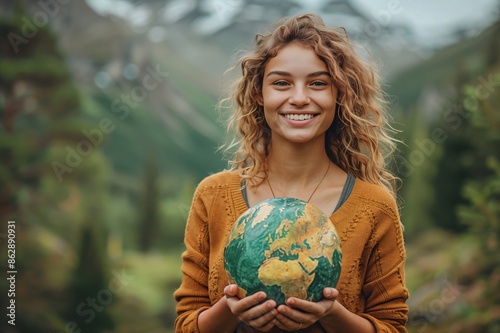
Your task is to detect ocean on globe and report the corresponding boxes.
[224,197,342,305]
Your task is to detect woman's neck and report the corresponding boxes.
[266,140,332,191]
[244,139,347,213]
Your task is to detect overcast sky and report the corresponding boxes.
[351,0,499,40]
[86,0,499,46]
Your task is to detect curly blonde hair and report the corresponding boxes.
[220,13,399,197]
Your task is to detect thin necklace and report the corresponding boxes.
[266,162,331,203]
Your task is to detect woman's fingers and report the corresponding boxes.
[274,290,339,330]
[224,285,278,330]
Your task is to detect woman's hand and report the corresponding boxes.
[224,284,278,332]
[274,288,339,331]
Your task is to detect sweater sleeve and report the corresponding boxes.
[359,196,409,333]
[174,188,212,333]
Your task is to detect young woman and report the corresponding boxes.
[174,14,409,333]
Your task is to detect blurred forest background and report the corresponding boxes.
[0,0,499,332]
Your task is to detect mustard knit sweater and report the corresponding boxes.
[174,170,409,333]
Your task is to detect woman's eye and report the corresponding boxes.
[273,81,289,87]
[311,81,327,86]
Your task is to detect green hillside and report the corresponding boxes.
[388,21,500,110]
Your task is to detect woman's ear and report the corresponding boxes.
[257,94,264,106]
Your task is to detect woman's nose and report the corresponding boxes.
[289,86,310,106]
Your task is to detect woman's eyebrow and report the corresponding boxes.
[307,71,331,78]
[266,70,331,78]
[266,70,290,77]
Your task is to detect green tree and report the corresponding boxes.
[453,58,500,330]
[66,220,115,332]
[0,4,86,332]
[426,107,473,233]
[0,4,80,220]
[0,4,119,332]
[138,154,160,252]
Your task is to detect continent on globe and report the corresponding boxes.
[224,197,342,305]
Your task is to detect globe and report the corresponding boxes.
[224,197,342,305]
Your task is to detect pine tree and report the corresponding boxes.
[138,154,160,252]
[0,2,81,220]
[454,20,500,332]
[455,76,500,333]
[67,220,115,332]
[1,3,115,332]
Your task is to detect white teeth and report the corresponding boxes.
[284,114,315,121]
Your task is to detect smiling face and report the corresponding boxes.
[260,42,338,147]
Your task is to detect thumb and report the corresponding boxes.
[323,288,339,300]
[224,284,238,297]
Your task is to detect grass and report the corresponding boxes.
[111,249,184,332]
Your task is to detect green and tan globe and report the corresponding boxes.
[224,197,342,305]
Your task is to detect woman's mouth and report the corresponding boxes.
[283,113,317,121]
